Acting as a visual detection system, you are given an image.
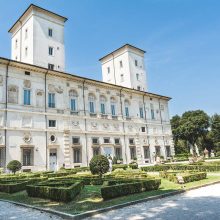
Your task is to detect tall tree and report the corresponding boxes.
[210,114,220,151]
[177,110,210,154]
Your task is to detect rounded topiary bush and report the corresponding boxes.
[7,160,22,174]
[89,155,109,177]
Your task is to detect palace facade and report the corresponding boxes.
[0,4,174,171]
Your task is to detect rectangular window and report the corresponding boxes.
[139,107,144,118]
[115,148,121,159]
[24,89,31,105]
[125,107,129,117]
[104,138,110,143]
[73,148,81,163]
[111,104,116,116]
[22,148,33,166]
[137,86,141,91]
[70,99,76,111]
[25,47,28,57]
[48,64,54,70]
[25,71,30,76]
[155,146,161,157]
[150,104,155,120]
[144,147,150,159]
[115,138,120,145]
[166,146,171,157]
[120,74,124,82]
[101,103,105,114]
[129,138,134,145]
[0,148,5,167]
[25,29,28,39]
[130,147,136,159]
[89,101,94,113]
[93,147,100,156]
[48,28,53,37]
[141,127,146,132]
[119,60,123,68]
[92,138,99,145]
[136,73,139,80]
[72,137,80,144]
[49,47,54,56]
[107,67,110,74]
[135,60,138,66]
[49,120,56,127]
[48,93,55,108]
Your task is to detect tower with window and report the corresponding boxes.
[9,4,67,71]
[100,44,147,91]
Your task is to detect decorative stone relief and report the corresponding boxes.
[113,124,119,130]
[36,90,44,96]
[0,75,3,86]
[103,123,109,129]
[23,132,32,143]
[128,125,133,131]
[23,80,31,88]
[91,122,98,129]
[48,84,55,92]
[55,86,63,94]
[49,134,57,143]
[155,138,159,145]
[72,121,79,127]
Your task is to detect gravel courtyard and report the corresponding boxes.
[87,183,220,220]
[0,201,62,220]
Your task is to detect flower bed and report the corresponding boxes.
[26,180,84,202]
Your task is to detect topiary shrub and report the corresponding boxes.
[89,155,109,178]
[7,160,22,174]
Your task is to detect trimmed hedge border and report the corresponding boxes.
[0,177,46,193]
[26,180,84,202]
[101,178,161,200]
[159,171,207,183]
[141,164,220,172]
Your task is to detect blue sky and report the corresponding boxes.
[0,0,219,117]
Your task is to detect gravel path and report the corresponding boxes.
[0,201,62,220]
[87,183,220,220]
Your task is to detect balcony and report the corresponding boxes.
[70,111,79,116]
[100,114,108,119]
[90,113,97,118]
[112,115,118,120]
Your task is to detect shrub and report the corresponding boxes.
[89,155,109,177]
[112,164,128,171]
[7,160,22,174]
[129,162,138,169]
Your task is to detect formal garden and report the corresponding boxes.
[1,155,220,215]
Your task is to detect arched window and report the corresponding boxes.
[69,89,78,112]
[124,100,130,118]
[8,85,18,104]
[88,93,96,113]
[110,97,116,116]
[100,95,106,114]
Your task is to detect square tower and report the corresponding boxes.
[99,44,147,91]
[8,4,67,71]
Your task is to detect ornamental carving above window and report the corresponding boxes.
[23,133,32,143]
[23,80,31,88]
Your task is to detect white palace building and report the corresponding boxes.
[0,4,174,172]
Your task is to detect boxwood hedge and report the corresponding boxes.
[26,180,84,202]
[101,178,161,200]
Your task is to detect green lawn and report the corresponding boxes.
[0,173,220,215]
